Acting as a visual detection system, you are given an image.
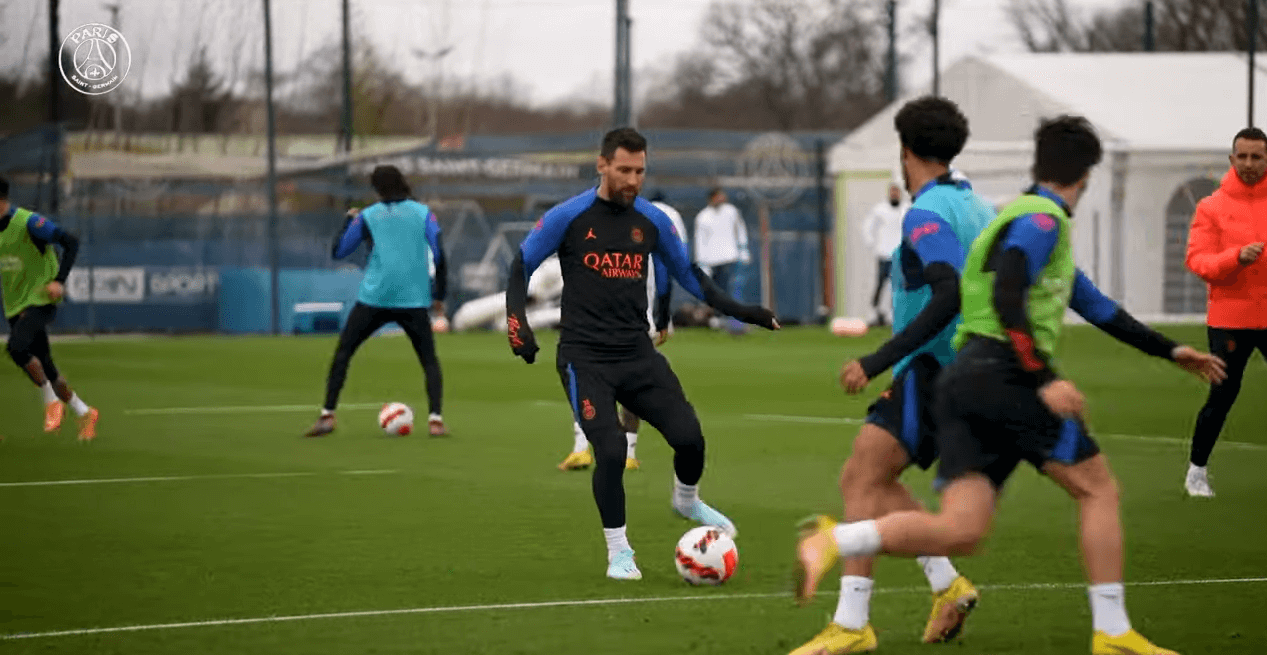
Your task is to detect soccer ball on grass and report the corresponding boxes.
[378,402,414,436]
[675,526,738,585]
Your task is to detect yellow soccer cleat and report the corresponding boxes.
[788,623,877,655]
[558,449,594,471]
[44,401,64,433]
[625,457,640,471]
[1091,630,1180,655]
[922,575,979,643]
[794,515,841,603]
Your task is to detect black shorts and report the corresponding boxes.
[555,349,698,453]
[865,353,942,470]
[934,336,1100,490]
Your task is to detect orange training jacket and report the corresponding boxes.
[1186,167,1267,329]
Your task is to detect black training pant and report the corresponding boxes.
[1189,327,1267,467]
[6,304,60,384]
[323,302,443,415]
[557,349,705,529]
[871,257,891,310]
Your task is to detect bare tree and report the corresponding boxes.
[1008,0,1267,52]
[642,0,886,131]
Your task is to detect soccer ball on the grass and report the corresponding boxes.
[674,526,738,585]
[378,402,414,436]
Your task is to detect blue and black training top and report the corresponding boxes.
[508,188,704,361]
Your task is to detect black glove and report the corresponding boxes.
[507,313,539,364]
[735,304,779,330]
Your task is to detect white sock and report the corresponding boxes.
[428,413,442,423]
[625,431,638,459]
[68,394,90,417]
[673,477,699,511]
[1187,463,1206,478]
[1088,583,1131,636]
[41,382,57,404]
[916,556,960,594]
[572,422,588,453]
[832,575,873,630]
[832,520,883,558]
[321,408,334,417]
[603,526,631,559]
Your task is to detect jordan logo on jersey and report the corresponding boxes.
[585,228,597,240]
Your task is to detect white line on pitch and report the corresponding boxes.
[0,470,398,488]
[2,576,1263,641]
[743,413,1267,451]
[123,403,385,416]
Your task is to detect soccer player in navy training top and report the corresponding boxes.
[505,128,779,580]
[305,165,448,438]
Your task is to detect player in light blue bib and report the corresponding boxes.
[305,166,448,438]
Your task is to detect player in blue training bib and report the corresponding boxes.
[304,166,449,438]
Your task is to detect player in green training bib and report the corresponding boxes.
[796,117,1227,655]
[0,177,99,439]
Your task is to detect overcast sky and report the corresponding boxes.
[1,0,1129,108]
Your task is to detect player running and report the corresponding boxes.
[506,127,778,580]
[789,96,995,655]
[796,116,1226,655]
[305,165,448,438]
[0,176,99,439]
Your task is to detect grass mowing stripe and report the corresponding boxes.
[0,470,398,488]
[4,576,1264,641]
[123,403,386,416]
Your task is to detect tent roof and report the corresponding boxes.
[832,52,1267,172]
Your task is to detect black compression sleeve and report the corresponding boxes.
[993,247,1058,385]
[1092,308,1178,360]
[653,285,672,332]
[51,230,79,283]
[506,251,529,321]
[431,231,448,302]
[858,262,959,378]
[692,264,775,328]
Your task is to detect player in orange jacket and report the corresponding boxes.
[1183,127,1267,497]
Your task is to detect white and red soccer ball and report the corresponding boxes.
[675,526,739,585]
[378,402,414,436]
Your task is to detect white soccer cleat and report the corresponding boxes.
[1185,467,1215,498]
[606,549,642,580]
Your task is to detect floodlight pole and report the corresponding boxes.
[341,0,353,155]
[48,0,60,215]
[1251,0,1259,127]
[263,0,281,335]
[341,0,353,207]
[613,0,632,128]
[886,0,898,102]
[1142,1,1154,52]
[930,0,941,96]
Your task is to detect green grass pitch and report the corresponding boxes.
[1,325,1264,654]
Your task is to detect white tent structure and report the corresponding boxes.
[829,52,1267,323]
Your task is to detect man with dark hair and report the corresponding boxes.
[0,176,98,439]
[790,96,995,655]
[506,127,778,580]
[557,189,687,472]
[797,116,1226,655]
[1182,126,1267,497]
[305,165,448,437]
